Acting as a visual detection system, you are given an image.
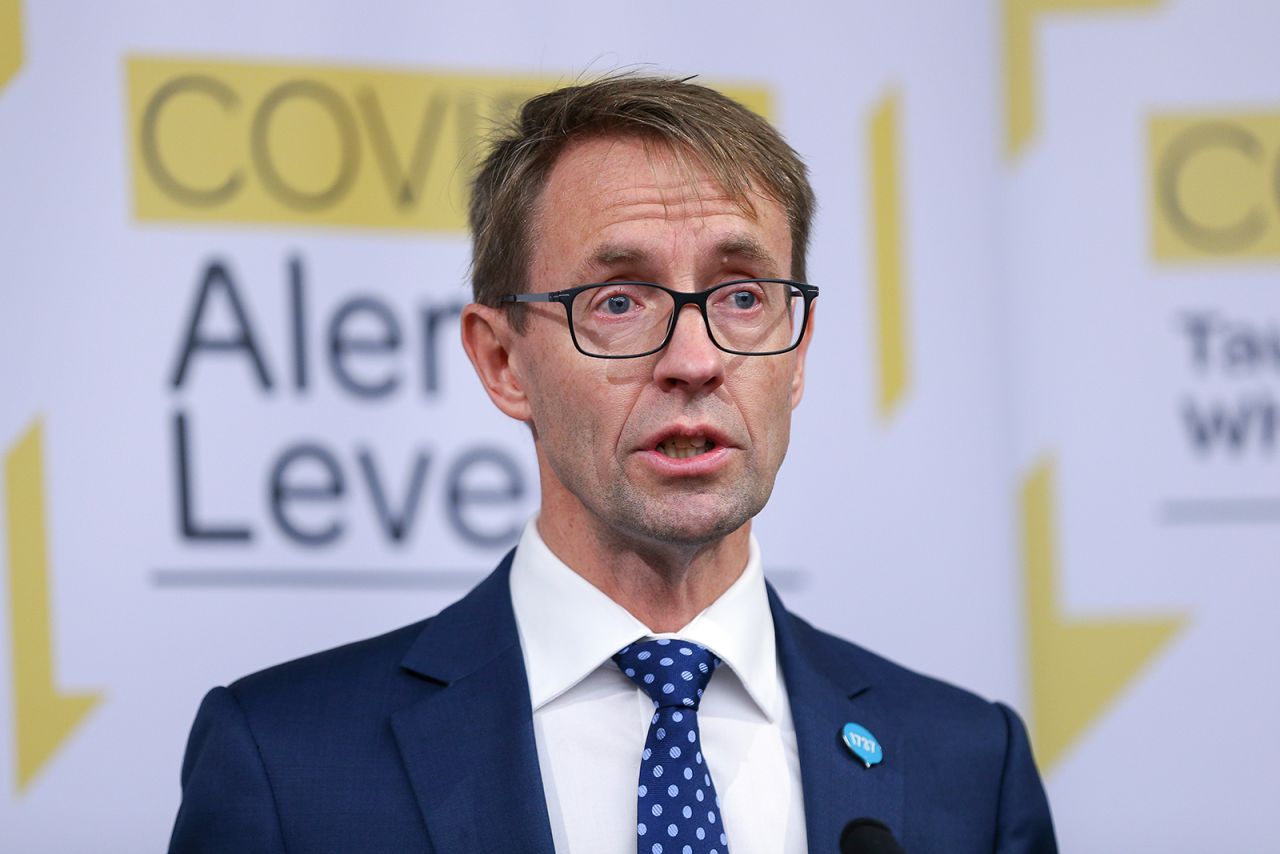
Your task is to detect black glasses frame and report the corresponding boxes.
[501,279,819,359]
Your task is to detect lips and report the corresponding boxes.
[634,424,737,478]
[643,425,734,460]
[656,435,716,459]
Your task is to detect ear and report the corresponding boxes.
[789,303,814,410]
[460,303,532,422]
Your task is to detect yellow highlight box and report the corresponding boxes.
[127,58,771,232]
[0,0,23,92]
[1151,112,1280,261]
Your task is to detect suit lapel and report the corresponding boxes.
[391,554,555,854]
[769,586,905,851]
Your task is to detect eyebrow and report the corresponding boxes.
[715,236,777,271]
[576,235,781,283]
[587,244,647,273]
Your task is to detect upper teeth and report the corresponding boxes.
[658,437,711,459]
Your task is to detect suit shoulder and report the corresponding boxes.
[785,609,1009,724]
[227,617,433,712]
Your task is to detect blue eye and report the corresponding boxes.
[606,294,633,314]
[730,290,759,310]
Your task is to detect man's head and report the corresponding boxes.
[468,75,816,326]
[461,75,817,560]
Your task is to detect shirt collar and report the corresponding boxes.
[508,518,779,721]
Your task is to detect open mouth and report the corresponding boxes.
[655,436,717,459]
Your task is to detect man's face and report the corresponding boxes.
[503,135,810,550]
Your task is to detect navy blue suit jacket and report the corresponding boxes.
[170,552,1057,853]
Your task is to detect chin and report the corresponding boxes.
[609,489,766,549]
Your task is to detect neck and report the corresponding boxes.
[535,513,751,634]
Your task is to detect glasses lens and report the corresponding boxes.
[570,284,674,357]
[706,280,805,354]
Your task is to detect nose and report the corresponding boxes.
[652,304,725,392]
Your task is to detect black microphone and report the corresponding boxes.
[840,818,906,854]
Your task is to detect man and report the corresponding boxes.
[170,76,1056,853]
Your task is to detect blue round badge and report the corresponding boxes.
[842,722,883,768]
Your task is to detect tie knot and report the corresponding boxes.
[612,639,720,710]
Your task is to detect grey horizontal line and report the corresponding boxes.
[151,568,487,590]
[154,566,811,592]
[1160,497,1280,525]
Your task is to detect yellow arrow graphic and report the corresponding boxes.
[6,421,101,791]
[1021,458,1183,772]
[869,90,911,420]
[1004,0,1164,159]
[0,0,22,93]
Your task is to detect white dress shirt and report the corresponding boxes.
[509,520,808,854]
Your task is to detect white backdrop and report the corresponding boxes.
[1,1,1276,851]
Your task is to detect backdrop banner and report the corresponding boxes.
[1,1,1275,850]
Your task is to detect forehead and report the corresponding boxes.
[530,135,790,280]
[544,135,749,212]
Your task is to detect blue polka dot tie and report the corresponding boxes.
[613,639,731,854]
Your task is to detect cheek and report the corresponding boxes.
[740,363,798,455]
[522,354,631,460]
[515,331,578,420]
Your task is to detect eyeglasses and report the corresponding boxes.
[501,279,819,359]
